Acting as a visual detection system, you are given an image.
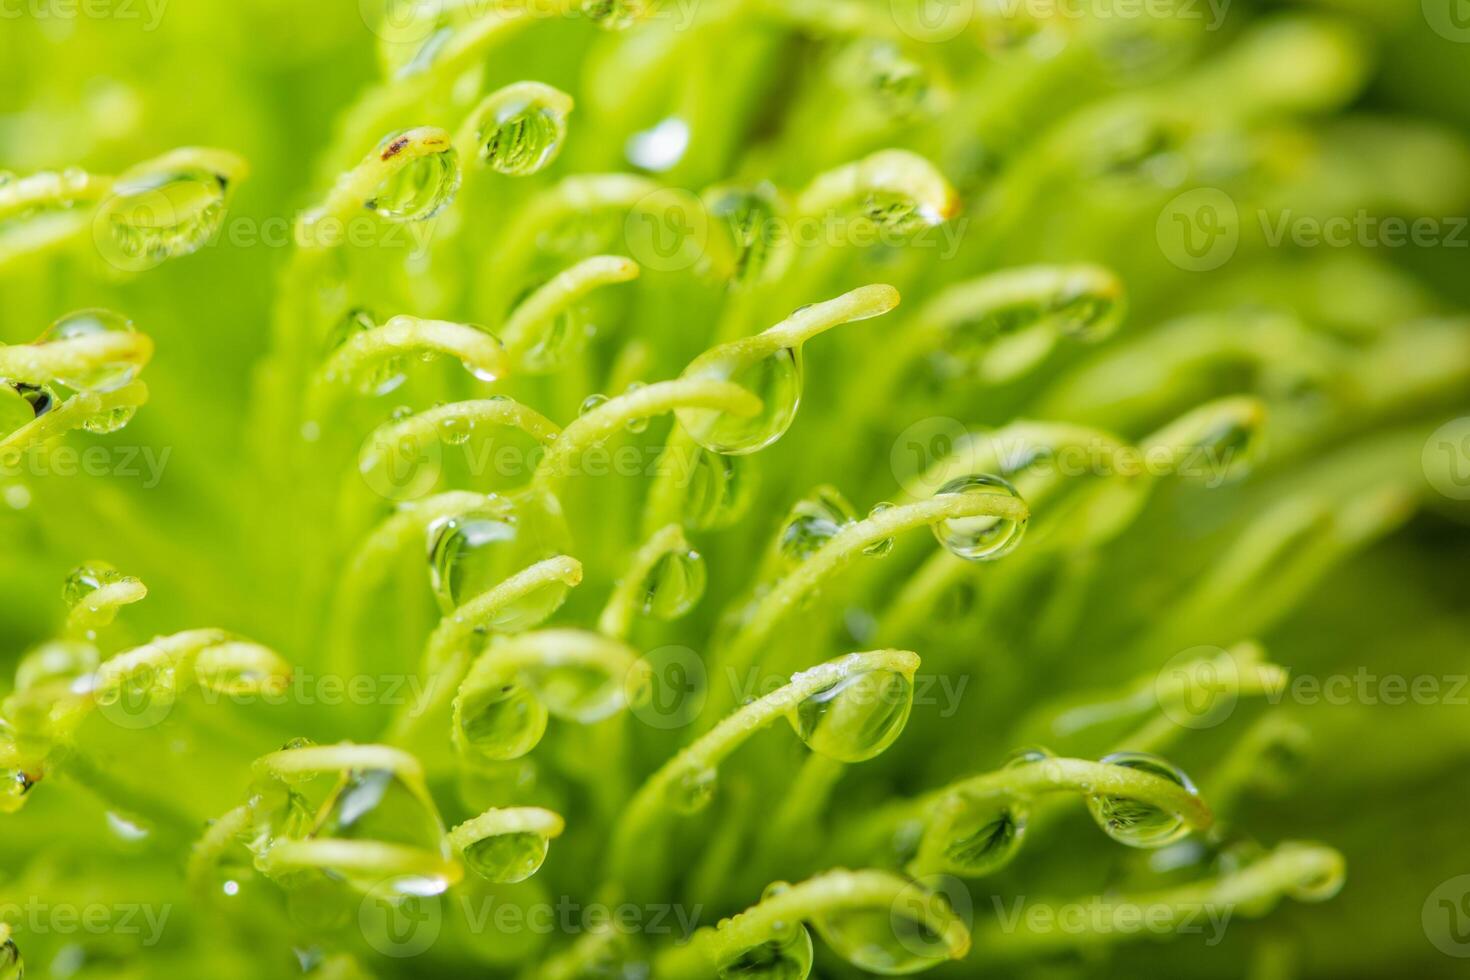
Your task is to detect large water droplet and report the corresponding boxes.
[641,548,706,620]
[457,681,549,762]
[931,475,1026,561]
[1086,752,1198,848]
[666,765,716,815]
[37,309,139,392]
[683,450,754,530]
[789,666,914,763]
[813,881,962,974]
[477,96,569,176]
[103,168,228,261]
[677,346,802,455]
[850,40,930,117]
[367,134,460,222]
[779,486,856,566]
[706,185,787,285]
[462,831,549,883]
[63,560,133,608]
[521,306,589,374]
[718,924,814,979]
[524,659,628,724]
[313,767,451,895]
[427,492,572,622]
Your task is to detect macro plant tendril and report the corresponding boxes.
[2,1,1469,979]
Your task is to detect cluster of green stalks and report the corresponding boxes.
[2,1,1469,978]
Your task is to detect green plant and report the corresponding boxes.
[3,1,1470,978]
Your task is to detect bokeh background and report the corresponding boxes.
[2,0,1470,977]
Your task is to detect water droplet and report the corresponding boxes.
[313,767,451,895]
[15,639,99,692]
[706,185,787,285]
[583,0,646,30]
[677,346,802,455]
[426,492,572,620]
[1007,745,1054,767]
[106,809,151,842]
[641,548,706,620]
[458,681,549,762]
[0,763,35,815]
[779,487,857,565]
[477,96,569,177]
[718,924,814,979]
[462,831,549,883]
[789,664,914,763]
[62,560,128,609]
[626,117,690,173]
[103,168,229,261]
[524,659,630,724]
[851,40,930,117]
[921,759,1040,876]
[931,475,1026,561]
[0,937,22,979]
[862,502,896,557]
[860,191,939,235]
[622,382,650,433]
[367,134,460,222]
[813,881,962,974]
[667,765,716,815]
[683,450,754,530]
[328,308,405,395]
[521,306,588,374]
[37,309,139,392]
[439,414,474,446]
[1086,752,1198,848]
[579,393,609,416]
[81,404,137,435]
